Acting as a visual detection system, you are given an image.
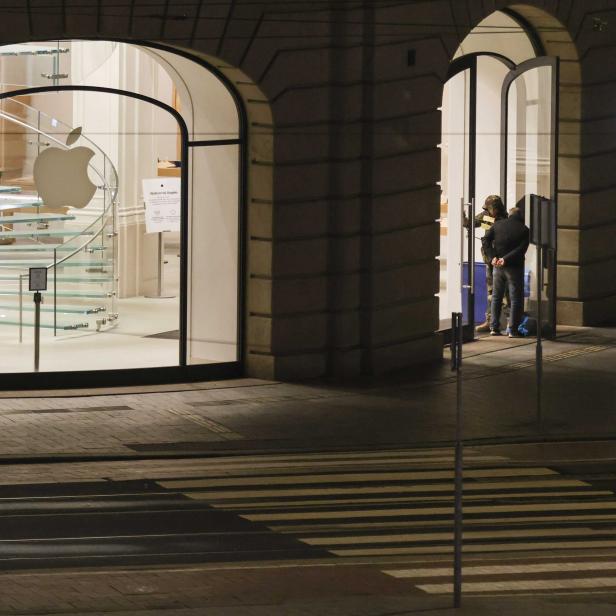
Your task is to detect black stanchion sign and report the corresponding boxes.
[29,267,47,373]
[29,267,48,291]
[530,195,556,249]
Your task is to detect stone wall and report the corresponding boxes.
[1,0,615,380]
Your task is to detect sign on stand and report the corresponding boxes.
[28,267,47,373]
[142,178,181,234]
[29,267,47,291]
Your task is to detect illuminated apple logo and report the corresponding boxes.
[33,127,97,209]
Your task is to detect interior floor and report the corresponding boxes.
[0,250,204,373]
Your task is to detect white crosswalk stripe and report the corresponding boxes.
[155,446,616,595]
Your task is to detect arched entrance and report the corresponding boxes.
[439,9,560,342]
[0,39,258,387]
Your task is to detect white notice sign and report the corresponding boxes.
[143,178,181,234]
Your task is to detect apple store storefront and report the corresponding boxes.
[0,41,244,386]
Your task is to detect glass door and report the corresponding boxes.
[439,67,471,337]
[501,57,559,338]
[440,53,515,342]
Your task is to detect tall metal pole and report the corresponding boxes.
[452,312,464,608]
[468,199,476,336]
[34,291,42,372]
[536,202,543,432]
[19,275,23,343]
[53,248,57,336]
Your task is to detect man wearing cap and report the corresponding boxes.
[466,195,508,333]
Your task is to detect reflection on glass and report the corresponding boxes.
[506,66,553,328]
[188,145,239,364]
[439,70,470,328]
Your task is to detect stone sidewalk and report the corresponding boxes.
[0,326,613,458]
[0,564,613,615]
[0,329,616,459]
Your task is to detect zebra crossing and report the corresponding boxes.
[384,559,616,595]
[157,446,616,595]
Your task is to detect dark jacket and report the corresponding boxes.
[465,209,507,264]
[482,214,530,267]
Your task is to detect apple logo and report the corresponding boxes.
[33,127,97,209]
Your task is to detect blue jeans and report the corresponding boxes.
[491,265,524,333]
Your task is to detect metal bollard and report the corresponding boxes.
[34,291,42,372]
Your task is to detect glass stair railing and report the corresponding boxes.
[0,97,119,336]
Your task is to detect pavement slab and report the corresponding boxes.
[0,326,609,458]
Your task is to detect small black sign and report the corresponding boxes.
[29,267,47,291]
[530,195,557,249]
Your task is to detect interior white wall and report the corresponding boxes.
[188,145,239,362]
[72,42,120,173]
[155,68,178,162]
[145,49,239,141]
[440,71,467,321]
[67,43,187,301]
[475,57,510,206]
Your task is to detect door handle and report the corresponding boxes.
[468,198,475,294]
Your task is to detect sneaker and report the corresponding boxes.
[475,321,490,333]
[490,330,502,336]
[509,332,522,339]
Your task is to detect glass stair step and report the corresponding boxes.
[0,197,44,211]
[0,244,107,252]
[0,214,76,224]
[0,290,113,298]
[0,186,22,193]
[0,319,89,330]
[0,303,106,315]
[0,275,113,282]
[0,260,110,267]
[0,230,95,238]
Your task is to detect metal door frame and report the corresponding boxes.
[442,53,515,344]
[500,56,560,338]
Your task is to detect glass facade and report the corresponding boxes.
[0,41,242,376]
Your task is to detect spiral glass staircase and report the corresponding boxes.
[0,97,118,337]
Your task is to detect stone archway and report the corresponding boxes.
[444,3,588,327]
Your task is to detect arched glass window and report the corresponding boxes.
[0,41,244,383]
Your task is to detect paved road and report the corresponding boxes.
[2,443,616,601]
